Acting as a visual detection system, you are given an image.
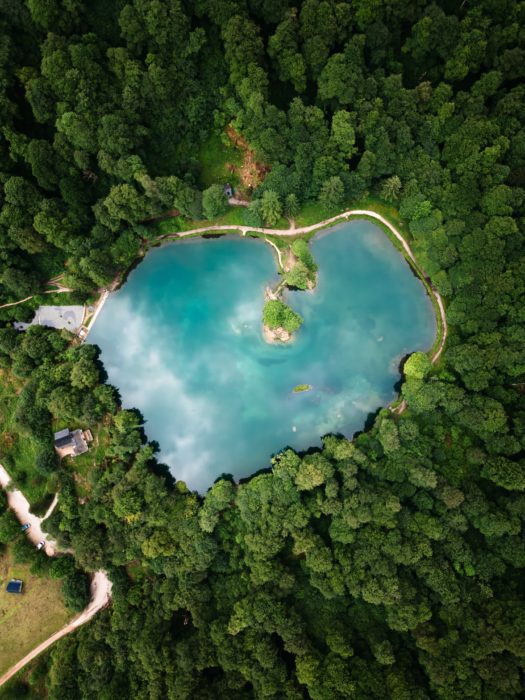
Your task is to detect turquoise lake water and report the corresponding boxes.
[89,221,436,492]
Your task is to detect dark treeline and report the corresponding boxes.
[0,0,524,698]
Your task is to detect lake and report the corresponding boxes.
[88,220,436,492]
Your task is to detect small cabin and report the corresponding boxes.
[223,183,234,199]
[54,428,92,458]
[6,579,23,594]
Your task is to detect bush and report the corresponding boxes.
[62,570,91,611]
[292,239,317,272]
[285,261,310,289]
[0,510,20,544]
[202,184,228,220]
[35,445,58,475]
[49,555,76,579]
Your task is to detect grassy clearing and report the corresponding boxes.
[0,366,110,506]
[198,133,242,189]
[150,207,247,239]
[0,548,70,678]
[66,422,110,498]
[0,373,51,512]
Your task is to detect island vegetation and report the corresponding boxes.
[0,1,524,699]
[283,239,319,291]
[262,299,303,343]
[293,384,312,393]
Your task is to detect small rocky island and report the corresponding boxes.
[262,299,303,343]
[262,238,318,344]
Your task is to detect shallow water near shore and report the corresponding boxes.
[88,221,435,492]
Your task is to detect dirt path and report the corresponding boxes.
[0,287,72,311]
[0,465,58,555]
[159,208,447,366]
[0,465,112,686]
[265,238,284,269]
[0,571,112,688]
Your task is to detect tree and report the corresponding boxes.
[481,457,525,491]
[70,356,100,390]
[404,352,432,380]
[331,110,356,158]
[381,176,402,202]
[262,300,302,333]
[1,267,41,298]
[319,176,344,210]
[245,199,264,226]
[268,9,307,92]
[260,190,282,226]
[0,510,20,544]
[284,193,299,218]
[285,261,310,289]
[62,570,90,611]
[202,184,228,220]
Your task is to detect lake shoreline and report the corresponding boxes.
[85,209,447,420]
[86,225,436,491]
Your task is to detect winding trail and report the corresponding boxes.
[0,287,72,311]
[158,209,447,366]
[0,465,112,687]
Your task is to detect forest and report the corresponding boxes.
[0,0,524,698]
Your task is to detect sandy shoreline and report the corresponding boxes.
[262,324,293,344]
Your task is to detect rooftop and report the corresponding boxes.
[6,579,23,594]
[54,428,91,458]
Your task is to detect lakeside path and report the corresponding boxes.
[0,464,112,687]
[157,209,448,365]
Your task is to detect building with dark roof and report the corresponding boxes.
[53,428,93,458]
[6,579,23,594]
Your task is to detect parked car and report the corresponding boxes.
[36,540,45,551]
[21,523,31,532]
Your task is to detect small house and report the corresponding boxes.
[54,428,92,459]
[6,579,23,594]
[224,183,234,199]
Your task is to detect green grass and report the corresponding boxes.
[150,206,247,239]
[212,207,247,226]
[66,423,110,498]
[294,201,336,227]
[198,133,242,189]
[0,373,51,511]
[294,196,406,233]
[32,292,81,307]
[0,548,70,678]
[0,367,111,506]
